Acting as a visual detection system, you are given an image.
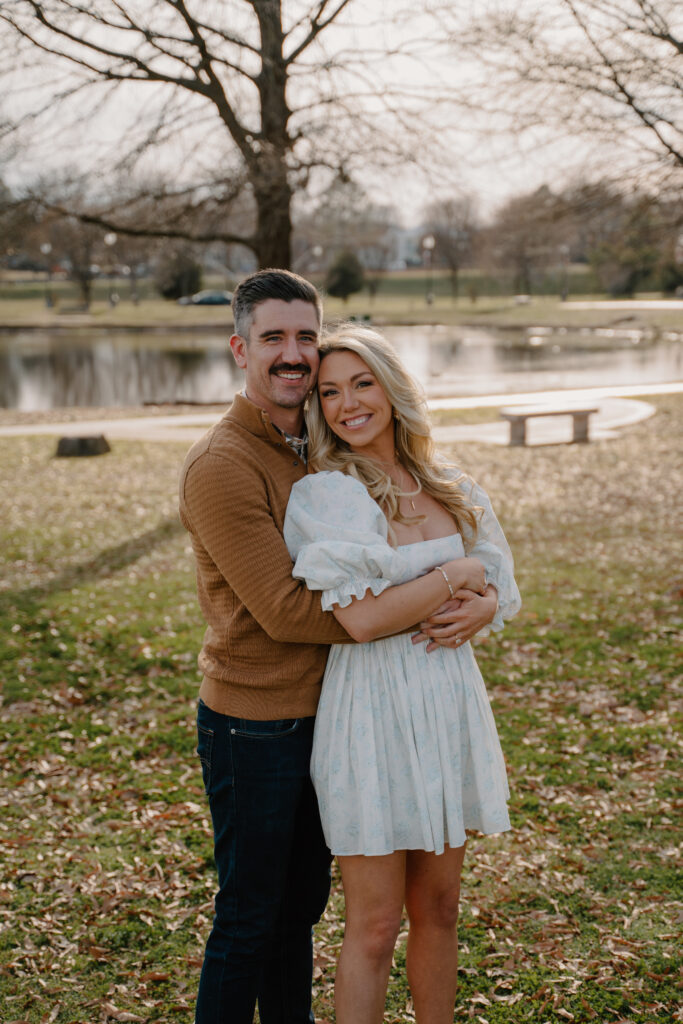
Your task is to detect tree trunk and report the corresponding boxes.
[252,1,293,269]
[74,273,92,308]
[253,173,293,268]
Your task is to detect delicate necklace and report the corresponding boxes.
[395,465,422,512]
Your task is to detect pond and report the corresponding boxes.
[0,323,681,410]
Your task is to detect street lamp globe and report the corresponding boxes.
[422,235,436,305]
[40,242,54,307]
[103,233,118,307]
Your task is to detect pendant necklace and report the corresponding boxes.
[396,465,422,512]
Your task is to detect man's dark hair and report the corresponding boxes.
[232,268,322,340]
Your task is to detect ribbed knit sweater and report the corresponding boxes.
[179,393,350,719]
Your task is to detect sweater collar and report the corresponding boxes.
[226,392,304,449]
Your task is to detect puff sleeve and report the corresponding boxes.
[284,471,414,611]
[457,473,522,633]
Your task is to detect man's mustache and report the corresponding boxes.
[269,363,311,375]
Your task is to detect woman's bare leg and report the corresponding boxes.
[404,843,467,1024]
[335,851,406,1024]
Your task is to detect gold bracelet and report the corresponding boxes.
[436,565,455,599]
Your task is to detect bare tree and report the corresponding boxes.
[423,195,478,298]
[0,1,460,268]
[562,184,671,296]
[294,179,396,294]
[483,186,566,295]
[451,0,683,191]
[0,181,31,265]
[482,178,681,297]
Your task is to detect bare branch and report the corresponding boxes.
[562,0,683,165]
[450,0,683,192]
[35,197,254,249]
[0,1,484,265]
[285,0,355,63]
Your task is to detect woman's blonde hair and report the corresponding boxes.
[306,325,479,541]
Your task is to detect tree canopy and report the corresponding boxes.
[1,1,680,271]
[452,0,683,193]
[0,0,457,268]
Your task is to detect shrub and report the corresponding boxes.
[325,250,365,302]
[154,246,202,300]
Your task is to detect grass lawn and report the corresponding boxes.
[0,397,681,1023]
[1,288,682,333]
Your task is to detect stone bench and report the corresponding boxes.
[500,405,599,446]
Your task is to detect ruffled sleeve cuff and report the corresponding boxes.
[321,576,393,612]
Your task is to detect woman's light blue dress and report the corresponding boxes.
[284,470,521,857]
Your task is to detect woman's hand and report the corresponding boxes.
[441,556,486,596]
[412,585,498,653]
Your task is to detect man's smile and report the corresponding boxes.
[270,364,311,381]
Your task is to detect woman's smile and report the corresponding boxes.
[342,413,372,429]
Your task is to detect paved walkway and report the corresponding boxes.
[563,299,683,310]
[1,382,681,447]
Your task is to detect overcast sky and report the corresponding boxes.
[2,0,673,224]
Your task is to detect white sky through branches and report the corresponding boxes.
[1,0,680,222]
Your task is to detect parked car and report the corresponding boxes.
[177,289,232,305]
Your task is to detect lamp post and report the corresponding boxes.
[104,232,118,306]
[559,244,570,302]
[40,242,53,307]
[422,234,435,305]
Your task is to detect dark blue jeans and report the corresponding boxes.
[195,700,331,1024]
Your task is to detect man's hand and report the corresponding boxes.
[411,586,498,653]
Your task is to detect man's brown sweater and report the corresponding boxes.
[179,393,349,720]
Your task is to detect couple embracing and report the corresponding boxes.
[179,269,521,1024]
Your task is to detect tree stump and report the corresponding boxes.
[55,435,111,457]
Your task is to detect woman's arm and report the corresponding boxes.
[331,556,485,643]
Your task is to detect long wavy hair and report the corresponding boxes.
[306,325,479,541]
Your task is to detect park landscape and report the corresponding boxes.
[1,1,682,1022]
[0,373,680,1023]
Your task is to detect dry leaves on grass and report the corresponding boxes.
[1,397,681,1022]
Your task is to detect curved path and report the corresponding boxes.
[0,382,681,447]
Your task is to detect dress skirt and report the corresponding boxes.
[311,632,511,857]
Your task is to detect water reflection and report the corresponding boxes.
[0,331,241,409]
[387,325,683,396]
[0,324,681,410]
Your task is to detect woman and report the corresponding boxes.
[283,326,520,1024]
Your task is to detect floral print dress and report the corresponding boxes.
[284,469,521,856]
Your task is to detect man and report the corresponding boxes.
[179,269,350,1024]
[180,269,492,1024]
